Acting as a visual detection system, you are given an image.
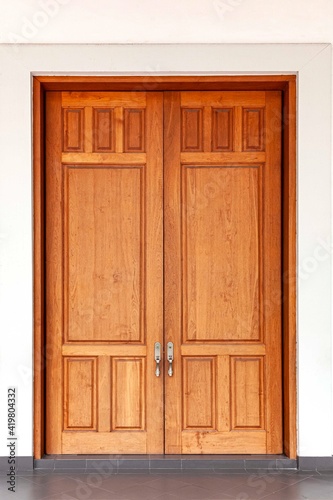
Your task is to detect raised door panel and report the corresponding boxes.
[64,166,143,343]
[46,91,163,454]
[165,90,282,454]
[183,166,261,342]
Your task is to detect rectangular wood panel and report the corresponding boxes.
[183,166,261,342]
[124,109,145,152]
[64,357,97,430]
[93,108,115,152]
[212,108,233,151]
[63,108,84,151]
[112,358,145,430]
[64,166,143,343]
[243,108,265,151]
[183,357,216,429]
[181,108,203,151]
[231,356,264,429]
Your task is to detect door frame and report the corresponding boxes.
[33,75,296,459]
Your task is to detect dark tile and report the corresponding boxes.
[117,468,151,474]
[115,483,167,499]
[34,459,55,470]
[150,460,181,469]
[20,472,71,485]
[16,457,34,471]
[214,468,253,474]
[212,460,245,469]
[181,460,213,469]
[63,485,129,499]
[276,458,297,470]
[267,472,313,485]
[147,476,188,492]
[54,459,86,469]
[226,476,289,499]
[170,483,230,499]
[96,474,155,492]
[245,459,277,470]
[118,459,150,469]
[85,459,118,473]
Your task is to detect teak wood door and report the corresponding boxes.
[45,90,282,455]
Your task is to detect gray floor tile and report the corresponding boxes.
[1,469,332,500]
[225,477,289,499]
[146,476,190,492]
[84,473,155,492]
[19,472,72,485]
[62,484,130,499]
[170,484,232,499]
[263,476,333,500]
[115,483,171,499]
[153,495,179,500]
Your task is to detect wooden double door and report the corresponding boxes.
[45,89,282,455]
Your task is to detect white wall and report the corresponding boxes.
[1,0,333,44]
[0,1,332,459]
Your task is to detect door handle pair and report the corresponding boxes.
[154,342,174,377]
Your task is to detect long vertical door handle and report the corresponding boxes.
[154,342,161,377]
[167,342,174,376]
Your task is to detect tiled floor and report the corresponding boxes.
[1,469,333,499]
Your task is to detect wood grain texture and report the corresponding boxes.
[243,108,265,151]
[212,108,233,151]
[165,90,282,454]
[45,92,63,453]
[164,91,183,454]
[36,75,296,92]
[264,91,283,453]
[183,166,261,343]
[62,152,146,164]
[63,166,143,343]
[64,357,97,429]
[45,90,163,454]
[231,356,264,429]
[93,108,115,152]
[33,77,44,460]
[124,109,145,152]
[181,108,203,151]
[183,357,216,429]
[63,108,84,151]
[112,358,145,430]
[282,80,297,459]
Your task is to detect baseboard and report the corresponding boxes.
[3,455,332,472]
[34,454,297,472]
[298,456,333,471]
[0,456,33,472]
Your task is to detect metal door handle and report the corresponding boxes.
[167,342,174,377]
[154,342,161,377]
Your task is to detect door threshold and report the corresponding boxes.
[34,454,297,472]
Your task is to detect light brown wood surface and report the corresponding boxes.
[45,91,163,454]
[164,91,283,454]
[45,88,284,455]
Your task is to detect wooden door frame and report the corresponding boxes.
[33,75,296,459]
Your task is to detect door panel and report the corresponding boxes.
[164,91,282,454]
[46,92,163,454]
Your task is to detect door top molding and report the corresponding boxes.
[35,74,295,91]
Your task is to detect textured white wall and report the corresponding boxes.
[0,0,332,44]
[0,0,332,459]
